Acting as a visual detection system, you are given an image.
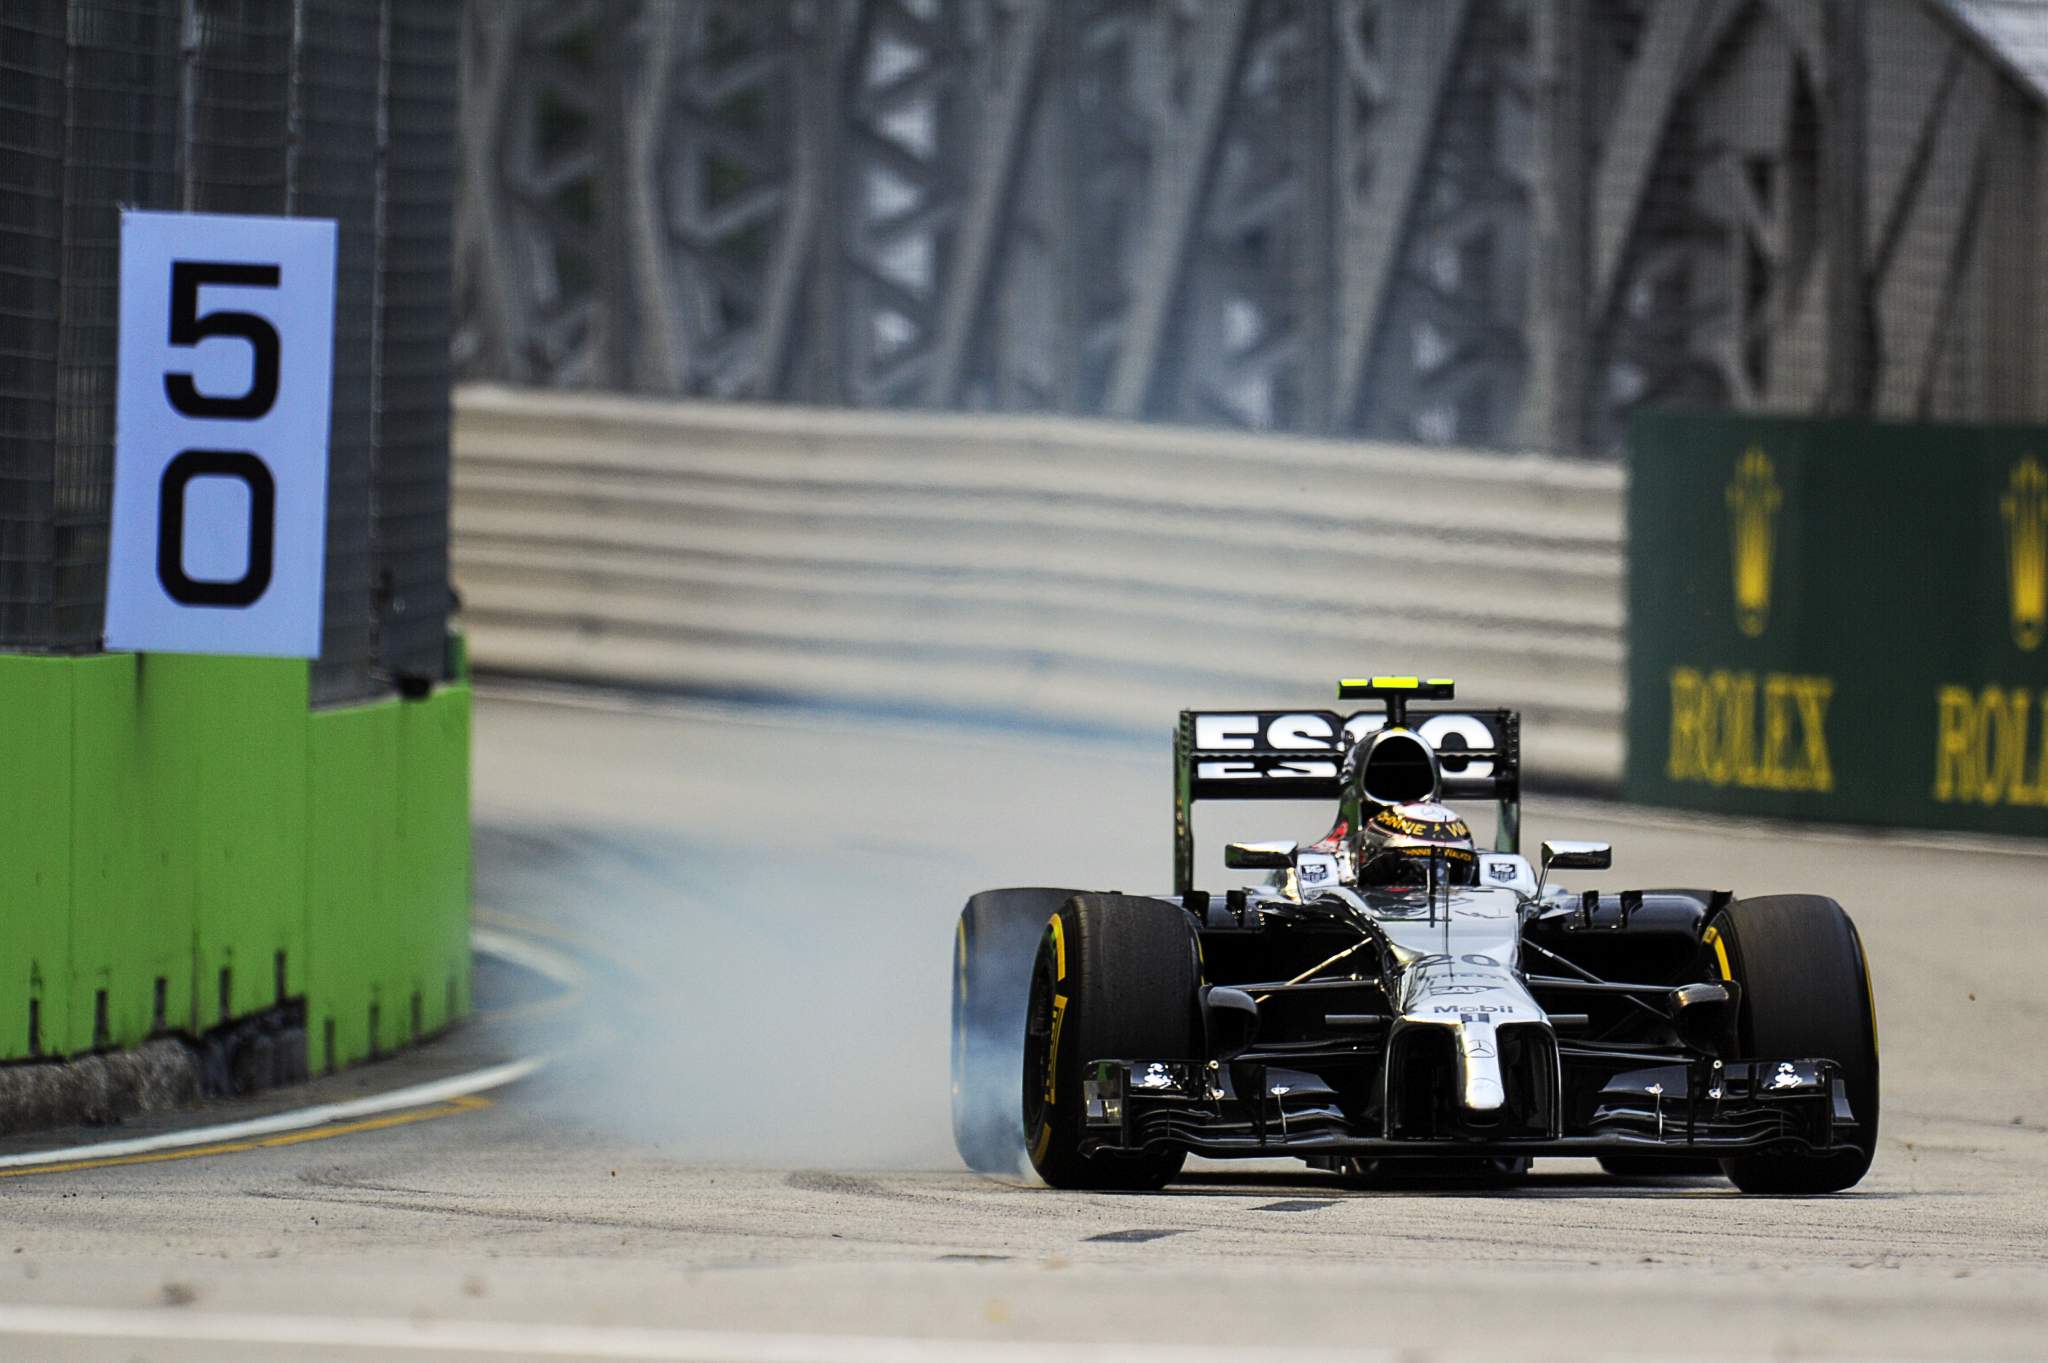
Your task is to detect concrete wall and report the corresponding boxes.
[452,385,1624,784]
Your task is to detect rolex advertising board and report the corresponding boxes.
[1626,410,2048,838]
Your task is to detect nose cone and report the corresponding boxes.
[1458,1020,1506,1112]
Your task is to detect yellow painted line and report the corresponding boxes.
[0,915,579,1181]
[0,1095,492,1180]
[0,919,556,1182]
[0,1058,540,1174]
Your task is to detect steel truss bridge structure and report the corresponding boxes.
[456,0,2048,455]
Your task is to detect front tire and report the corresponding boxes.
[1024,894,1196,1191]
[1708,895,1880,1194]
[952,889,1085,1174]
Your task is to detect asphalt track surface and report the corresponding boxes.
[1,685,2044,1362]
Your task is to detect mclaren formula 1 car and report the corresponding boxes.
[951,677,1879,1194]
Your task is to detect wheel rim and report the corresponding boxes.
[1021,936,1058,1141]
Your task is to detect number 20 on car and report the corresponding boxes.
[106,210,336,658]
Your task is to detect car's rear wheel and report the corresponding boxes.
[952,888,1085,1174]
[1707,894,1879,1194]
[1024,894,1196,1191]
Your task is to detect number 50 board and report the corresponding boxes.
[105,210,336,658]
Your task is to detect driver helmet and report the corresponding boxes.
[1356,801,1478,888]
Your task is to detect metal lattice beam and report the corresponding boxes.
[454,0,2048,452]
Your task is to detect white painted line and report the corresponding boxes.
[0,922,569,1172]
[473,924,589,991]
[0,921,573,1173]
[0,1306,1387,1363]
[0,1305,2009,1363]
[474,903,657,988]
[0,1056,543,1171]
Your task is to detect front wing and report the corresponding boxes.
[1080,1054,1856,1159]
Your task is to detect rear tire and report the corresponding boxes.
[952,889,1085,1174]
[1708,895,1880,1194]
[1024,894,1196,1191]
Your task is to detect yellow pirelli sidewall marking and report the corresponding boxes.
[0,1095,493,1180]
[1702,924,1732,981]
[1043,995,1067,1107]
[1860,935,1880,1059]
[1036,912,1071,1154]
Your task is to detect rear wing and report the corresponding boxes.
[1172,705,1521,895]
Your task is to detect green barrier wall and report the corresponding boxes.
[1627,410,2048,837]
[0,653,470,1066]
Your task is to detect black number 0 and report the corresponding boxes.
[164,261,280,419]
[157,450,276,607]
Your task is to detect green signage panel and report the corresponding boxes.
[1626,410,2048,837]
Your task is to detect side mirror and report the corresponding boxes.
[1202,986,1260,1060]
[1534,840,1611,901]
[1540,839,1612,871]
[1224,840,1297,871]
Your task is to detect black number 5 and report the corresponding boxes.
[164,261,280,419]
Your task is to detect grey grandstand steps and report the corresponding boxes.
[454,579,1621,718]
[454,388,1625,546]
[450,544,1622,662]
[449,508,1622,638]
[460,618,1621,781]
[451,387,1629,788]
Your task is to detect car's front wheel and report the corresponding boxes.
[1024,894,1196,1191]
[1707,894,1880,1194]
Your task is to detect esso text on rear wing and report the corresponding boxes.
[1171,705,1520,895]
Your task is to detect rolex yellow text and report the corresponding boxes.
[1934,685,2048,807]
[1666,667,1835,793]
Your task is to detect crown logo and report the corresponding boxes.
[1726,447,1781,638]
[2005,456,2048,652]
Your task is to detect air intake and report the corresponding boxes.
[1358,729,1439,805]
